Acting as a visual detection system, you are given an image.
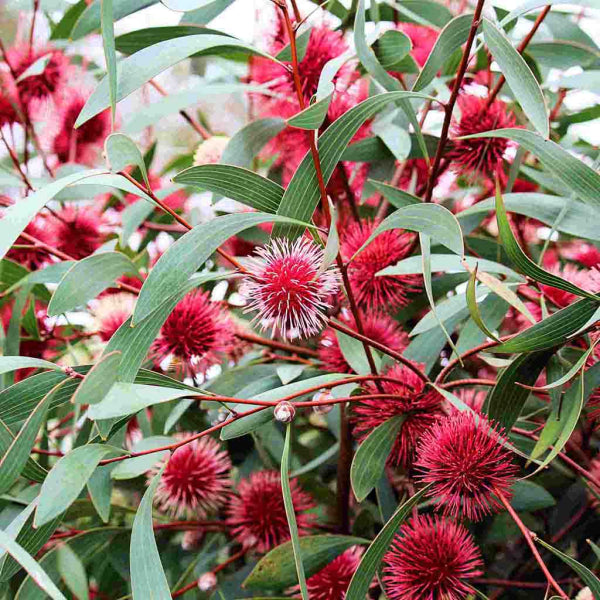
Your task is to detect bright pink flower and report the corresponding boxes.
[225,470,315,553]
[149,435,232,518]
[47,205,105,259]
[92,293,136,342]
[383,514,483,600]
[398,23,438,67]
[0,73,20,127]
[561,243,600,269]
[6,216,53,270]
[240,238,340,340]
[541,263,593,309]
[397,158,429,192]
[416,412,518,521]
[450,388,487,414]
[341,219,421,311]
[352,364,444,467]
[319,310,408,373]
[448,94,517,176]
[151,290,235,376]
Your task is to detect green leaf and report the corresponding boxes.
[367,179,420,209]
[0,381,66,495]
[413,14,473,91]
[0,419,46,484]
[35,445,120,527]
[100,0,117,128]
[51,0,87,39]
[221,117,286,168]
[486,350,553,430]
[334,326,379,376]
[280,425,308,599]
[528,41,600,70]
[72,351,122,406]
[536,537,600,597]
[104,133,150,187]
[130,465,171,600]
[482,19,548,137]
[76,35,279,127]
[375,29,412,69]
[0,531,67,600]
[72,0,157,39]
[173,165,283,213]
[87,464,114,522]
[110,436,172,480]
[466,267,500,341]
[0,356,60,375]
[345,486,431,600]
[56,545,89,600]
[276,28,312,62]
[510,480,555,512]
[132,212,303,325]
[244,535,367,591]
[0,169,106,261]
[351,415,405,502]
[15,56,51,84]
[121,200,154,245]
[48,252,138,316]
[476,269,536,324]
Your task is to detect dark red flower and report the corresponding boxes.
[416,412,518,521]
[383,514,483,600]
[149,435,232,518]
[0,73,20,127]
[47,205,105,260]
[352,364,444,467]
[6,216,53,270]
[341,219,421,311]
[225,470,315,553]
[151,290,235,377]
[447,94,517,176]
[319,310,408,373]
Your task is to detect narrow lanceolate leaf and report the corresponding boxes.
[72,351,122,406]
[173,165,283,213]
[351,415,405,502]
[100,0,117,128]
[244,535,367,591]
[475,270,536,324]
[0,356,60,375]
[466,267,500,341]
[0,381,67,495]
[0,531,68,600]
[35,445,120,527]
[413,14,473,91]
[56,544,89,600]
[345,486,431,600]
[221,117,286,168]
[130,465,171,600]
[367,179,420,209]
[75,35,280,127]
[335,326,379,376]
[48,252,138,316]
[482,19,548,137]
[485,351,553,430]
[495,185,599,301]
[0,419,47,484]
[72,0,157,39]
[104,133,150,187]
[276,27,311,62]
[536,537,600,597]
[280,425,308,600]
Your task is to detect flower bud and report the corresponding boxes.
[197,572,218,592]
[312,389,333,414]
[274,401,296,423]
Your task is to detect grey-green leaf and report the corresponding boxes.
[72,351,122,406]
[104,133,150,187]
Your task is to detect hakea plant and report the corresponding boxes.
[2,0,600,599]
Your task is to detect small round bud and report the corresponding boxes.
[211,409,231,426]
[197,572,218,592]
[312,389,333,414]
[274,401,296,423]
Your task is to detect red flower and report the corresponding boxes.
[149,435,231,518]
[319,310,408,373]
[240,238,340,340]
[561,242,600,269]
[541,263,593,310]
[398,23,438,67]
[416,412,518,521]
[397,158,430,192]
[151,290,235,377]
[383,514,483,600]
[447,94,517,176]
[341,219,421,311]
[6,216,53,270]
[225,470,315,553]
[352,364,444,467]
[92,293,136,342]
[47,205,105,260]
[0,73,20,127]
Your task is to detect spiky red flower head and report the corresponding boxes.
[416,411,518,521]
[149,435,232,518]
[398,23,438,67]
[319,310,408,373]
[240,238,340,340]
[448,94,517,176]
[225,470,315,553]
[562,243,600,269]
[397,158,429,192]
[383,514,483,600]
[0,73,20,127]
[340,219,421,311]
[6,216,52,270]
[541,263,593,309]
[47,205,105,259]
[352,364,444,467]
[52,91,111,165]
[151,290,235,376]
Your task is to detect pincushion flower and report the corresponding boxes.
[46,205,106,259]
[383,515,483,600]
[225,470,315,553]
[416,412,518,521]
[319,310,408,373]
[352,364,444,467]
[151,290,235,376]
[91,293,136,342]
[447,94,517,176]
[149,435,231,518]
[7,217,52,270]
[341,219,421,311]
[240,238,340,340]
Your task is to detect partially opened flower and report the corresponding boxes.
[91,293,136,342]
[151,290,235,377]
[225,470,315,553]
[352,364,444,467]
[416,411,518,521]
[383,514,483,600]
[240,238,340,340]
[150,435,231,518]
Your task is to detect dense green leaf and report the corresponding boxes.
[104,133,150,187]
[510,480,555,512]
[527,41,600,70]
[335,326,379,376]
[276,28,312,62]
[72,351,122,406]
[466,267,500,341]
[0,419,47,484]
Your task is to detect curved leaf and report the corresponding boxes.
[72,351,122,406]
[221,117,286,168]
[0,356,60,375]
[72,0,157,39]
[104,133,149,187]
